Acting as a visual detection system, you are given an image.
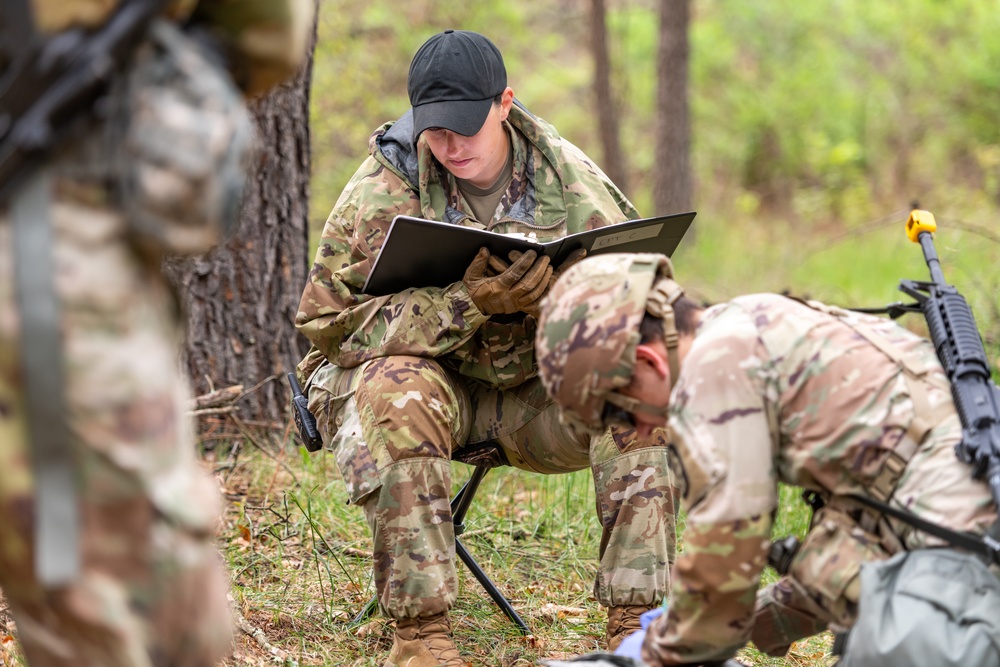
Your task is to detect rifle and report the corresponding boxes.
[0,0,170,205]
[898,209,1000,509]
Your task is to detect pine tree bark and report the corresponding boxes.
[165,31,316,425]
[589,0,629,194]
[653,0,693,216]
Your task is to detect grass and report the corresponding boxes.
[204,435,837,667]
[0,434,836,667]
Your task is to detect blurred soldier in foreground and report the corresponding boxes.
[295,29,677,667]
[534,253,1000,666]
[0,1,311,665]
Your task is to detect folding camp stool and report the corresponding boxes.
[350,440,532,635]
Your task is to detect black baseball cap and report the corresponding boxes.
[408,30,507,139]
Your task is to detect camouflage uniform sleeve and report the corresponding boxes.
[642,303,779,666]
[295,157,489,368]
[556,137,640,228]
[34,0,311,94]
[190,0,313,96]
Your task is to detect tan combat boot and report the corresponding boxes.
[383,612,468,667]
[606,605,652,652]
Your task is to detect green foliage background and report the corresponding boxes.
[309,0,1000,351]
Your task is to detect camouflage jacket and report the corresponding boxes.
[30,0,311,97]
[642,294,998,665]
[296,103,638,389]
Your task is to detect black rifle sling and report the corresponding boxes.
[0,0,33,74]
[11,168,79,586]
[848,492,1000,566]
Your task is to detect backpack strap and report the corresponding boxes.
[848,492,1000,566]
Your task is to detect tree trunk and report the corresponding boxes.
[589,0,629,194]
[165,28,316,426]
[653,0,692,217]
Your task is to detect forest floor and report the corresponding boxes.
[209,429,836,667]
[0,428,836,667]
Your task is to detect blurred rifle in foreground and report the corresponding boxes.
[0,0,168,204]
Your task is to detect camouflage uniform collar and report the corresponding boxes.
[371,112,418,188]
[441,121,531,223]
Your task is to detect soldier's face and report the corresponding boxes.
[618,344,673,437]
[423,88,514,189]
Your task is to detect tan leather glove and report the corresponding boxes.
[550,247,588,284]
[488,248,588,317]
[464,247,553,315]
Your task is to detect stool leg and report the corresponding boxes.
[452,465,532,635]
[349,464,533,635]
[452,464,487,531]
[455,537,532,635]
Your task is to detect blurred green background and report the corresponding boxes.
[308,0,1000,353]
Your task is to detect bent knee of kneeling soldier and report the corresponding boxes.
[789,508,884,622]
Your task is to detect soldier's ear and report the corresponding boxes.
[498,87,514,120]
[635,344,670,381]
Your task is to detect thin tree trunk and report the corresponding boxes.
[653,0,692,216]
[589,0,629,194]
[165,24,316,425]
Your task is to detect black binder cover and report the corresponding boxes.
[362,211,696,296]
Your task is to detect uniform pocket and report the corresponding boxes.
[330,397,382,504]
[788,507,886,627]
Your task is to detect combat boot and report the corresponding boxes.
[606,605,652,651]
[384,612,468,667]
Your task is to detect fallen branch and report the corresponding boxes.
[231,601,298,667]
[339,546,369,559]
[188,385,245,411]
[188,407,236,417]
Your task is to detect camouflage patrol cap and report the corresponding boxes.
[535,253,684,433]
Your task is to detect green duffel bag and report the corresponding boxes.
[839,548,1000,667]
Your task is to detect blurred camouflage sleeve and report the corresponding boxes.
[295,156,489,368]
[642,303,779,665]
[190,0,313,96]
[32,0,199,32]
[32,0,312,95]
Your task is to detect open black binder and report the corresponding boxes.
[362,211,696,296]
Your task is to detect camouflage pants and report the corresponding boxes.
[753,414,997,656]
[0,199,232,666]
[307,355,678,620]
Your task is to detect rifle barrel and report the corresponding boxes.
[917,231,948,286]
